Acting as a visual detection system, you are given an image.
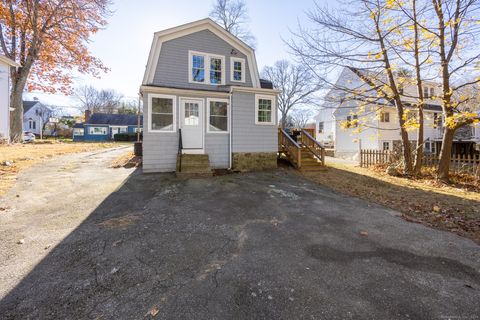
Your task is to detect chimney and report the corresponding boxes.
[85,109,92,123]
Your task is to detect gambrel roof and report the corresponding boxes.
[142,18,261,88]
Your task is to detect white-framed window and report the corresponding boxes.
[423,87,430,99]
[73,128,84,136]
[207,98,229,133]
[134,127,143,133]
[425,142,431,153]
[318,122,324,133]
[346,115,359,128]
[430,87,435,98]
[230,57,245,83]
[255,95,275,125]
[382,141,390,151]
[380,111,390,123]
[88,127,108,135]
[28,119,36,130]
[148,94,176,133]
[188,51,225,85]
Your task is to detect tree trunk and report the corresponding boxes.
[437,127,455,182]
[414,108,424,173]
[9,85,24,143]
[399,122,414,175]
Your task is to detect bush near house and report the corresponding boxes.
[114,132,142,142]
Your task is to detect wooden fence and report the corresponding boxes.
[360,149,480,178]
[360,150,392,168]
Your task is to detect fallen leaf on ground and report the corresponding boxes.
[360,231,368,236]
[145,306,159,317]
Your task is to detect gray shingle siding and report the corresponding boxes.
[232,92,277,153]
[142,93,179,172]
[152,30,253,90]
[142,93,230,172]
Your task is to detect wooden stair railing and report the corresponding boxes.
[300,129,326,166]
[278,128,302,169]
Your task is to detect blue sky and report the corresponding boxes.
[26,0,330,111]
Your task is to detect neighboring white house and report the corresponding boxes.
[315,67,480,159]
[0,55,20,142]
[22,100,52,137]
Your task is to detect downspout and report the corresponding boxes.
[229,87,233,169]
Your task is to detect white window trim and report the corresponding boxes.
[255,94,276,126]
[89,126,108,135]
[148,93,177,133]
[230,57,245,83]
[206,98,229,134]
[188,50,226,86]
[73,128,84,136]
[382,141,390,151]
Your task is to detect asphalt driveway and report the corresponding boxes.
[0,149,479,319]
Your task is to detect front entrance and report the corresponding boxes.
[110,126,127,139]
[180,98,204,150]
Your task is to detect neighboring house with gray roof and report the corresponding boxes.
[140,18,279,173]
[22,100,52,137]
[73,110,143,141]
[315,67,480,159]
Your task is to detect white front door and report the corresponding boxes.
[180,98,204,150]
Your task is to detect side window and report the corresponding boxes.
[380,111,390,123]
[150,95,176,132]
[430,87,435,98]
[423,87,429,99]
[255,96,275,125]
[383,141,390,150]
[318,122,324,133]
[208,99,228,132]
[89,127,107,135]
[231,57,245,82]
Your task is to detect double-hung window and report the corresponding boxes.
[149,94,176,132]
[380,111,390,123]
[207,98,229,133]
[189,51,225,85]
[255,95,275,125]
[191,55,205,83]
[73,128,84,136]
[318,122,324,133]
[231,57,245,82]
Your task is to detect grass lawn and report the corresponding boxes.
[0,141,126,196]
[300,160,480,244]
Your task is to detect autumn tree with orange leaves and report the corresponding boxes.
[0,0,111,142]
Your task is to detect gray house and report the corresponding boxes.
[140,18,279,173]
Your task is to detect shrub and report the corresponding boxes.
[114,132,142,142]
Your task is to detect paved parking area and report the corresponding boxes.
[0,149,479,319]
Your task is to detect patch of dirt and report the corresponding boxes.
[110,152,142,169]
[0,142,123,196]
[97,214,140,229]
[301,162,480,244]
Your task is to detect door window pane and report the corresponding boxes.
[184,103,199,126]
[209,101,228,132]
[151,97,174,131]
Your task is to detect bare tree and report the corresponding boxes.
[262,60,320,128]
[290,108,314,130]
[75,85,123,114]
[210,0,256,48]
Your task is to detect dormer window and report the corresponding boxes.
[189,51,225,85]
[231,57,245,82]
